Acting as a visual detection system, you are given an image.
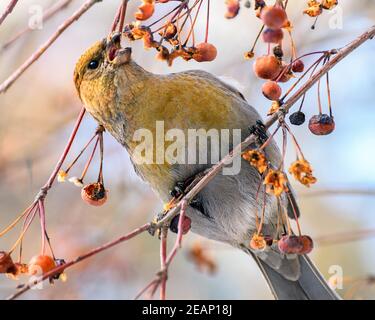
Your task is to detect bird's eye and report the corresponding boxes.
[88,59,99,70]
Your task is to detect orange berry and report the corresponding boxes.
[193,43,217,62]
[260,5,288,30]
[81,182,108,206]
[308,114,335,135]
[250,234,267,251]
[135,1,155,21]
[253,55,282,80]
[28,255,56,275]
[273,63,293,83]
[262,80,282,100]
[262,28,284,43]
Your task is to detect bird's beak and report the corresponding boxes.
[106,32,132,66]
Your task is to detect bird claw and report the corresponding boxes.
[249,120,268,146]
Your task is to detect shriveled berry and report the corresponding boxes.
[253,55,282,80]
[262,28,283,43]
[289,111,306,126]
[278,235,304,254]
[81,182,108,206]
[193,43,217,62]
[134,1,155,21]
[308,114,335,135]
[28,255,56,275]
[0,251,15,274]
[292,59,305,73]
[262,81,282,100]
[260,5,288,29]
[170,214,191,235]
[299,235,314,254]
[250,234,267,251]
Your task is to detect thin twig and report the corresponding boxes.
[0,0,102,94]
[1,0,75,51]
[7,223,151,300]
[0,0,19,27]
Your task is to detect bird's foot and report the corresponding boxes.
[249,120,268,146]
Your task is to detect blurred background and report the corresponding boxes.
[0,0,374,299]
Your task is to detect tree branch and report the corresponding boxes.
[0,0,102,94]
[0,0,19,27]
[1,0,75,51]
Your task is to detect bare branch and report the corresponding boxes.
[0,0,19,27]
[1,0,75,51]
[0,0,102,94]
[7,223,151,300]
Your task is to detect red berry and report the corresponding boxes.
[292,59,305,73]
[81,182,108,206]
[260,5,288,29]
[193,43,217,62]
[278,235,304,254]
[299,235,314,254]
[262,81,282,100]
[262,28,284,43]
[308,114,335,135]
[253,55,282,80]
[170,214,191,235]
[28,255,56,275]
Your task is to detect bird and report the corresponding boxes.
[73,33,339,300]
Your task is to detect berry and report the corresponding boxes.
[299,235,314,254]
[193,43,217,62]
[81,182,108,206]
[262,28,283,43]
[278,235,304,254]
[0,251,15,274]
[289,111,306,126]
[308,114,335,135]
[135,1,155,21]
[292,59,305,73]
[250,234,267,251]
[28,255,56,275]
[253,55,282,80]
[170,214,191,235]
[262,81,282,100]
[260,5,288,30]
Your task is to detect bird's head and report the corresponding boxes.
[73,32,132,100]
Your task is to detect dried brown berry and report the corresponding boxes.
[193,43,217,62]
[292,59,305,73]
[260,5,288,29]
[0,251,15,274]
[278,235,304,254]
[253,55,282,80]
[81,182,108,206]
[262,28,284,43]
[262,80,282,100]
[308,114,335,135]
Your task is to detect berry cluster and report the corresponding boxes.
[123,0,217,65]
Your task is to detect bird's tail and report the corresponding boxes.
[251,253,340,300]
